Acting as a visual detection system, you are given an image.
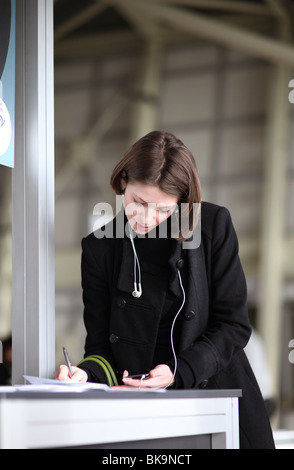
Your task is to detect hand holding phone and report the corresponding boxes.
[126,373,150,380]
[120,365,173,389]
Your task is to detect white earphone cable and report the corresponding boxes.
[129,224,142,297]
[163,268,186,389]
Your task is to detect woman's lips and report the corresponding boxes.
[136,222,150,232]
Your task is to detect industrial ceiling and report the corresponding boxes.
[54,0,294,65]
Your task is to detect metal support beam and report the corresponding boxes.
[12,0,55,384]
[54,2,108,42]
[150,0,272,17]
[131,0,294,66]
[130,39,163,143]
[106,0,162,39]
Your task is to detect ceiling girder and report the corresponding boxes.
[128,0,294,65]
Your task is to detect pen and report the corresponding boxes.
[63,347,73,377]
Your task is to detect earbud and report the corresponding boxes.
[129,224,143,298]
[132,283,142,298]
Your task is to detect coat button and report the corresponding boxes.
[109,333,119,344]
[176,259,184,269]
[185,310,196,321]
[117,298,126,308]
[200,380,209,389]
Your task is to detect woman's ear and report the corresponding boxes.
[120,171,127,193]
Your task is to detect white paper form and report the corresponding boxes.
[23,375,110,392]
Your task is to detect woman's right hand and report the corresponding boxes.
[54,365,88,383]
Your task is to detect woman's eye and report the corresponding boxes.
[158,208,170,214]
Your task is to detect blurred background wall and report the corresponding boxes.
[0,0,294,430]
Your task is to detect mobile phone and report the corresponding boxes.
[126,373,150,380]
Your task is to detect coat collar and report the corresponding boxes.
[168,239,184,298]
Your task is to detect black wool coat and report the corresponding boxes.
[79,201,275,449]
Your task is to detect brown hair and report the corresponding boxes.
[110,130,201,240]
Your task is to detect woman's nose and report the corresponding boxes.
[139,204,156,224]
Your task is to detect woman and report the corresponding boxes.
[56,130,275,449]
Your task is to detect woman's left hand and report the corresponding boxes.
[112,364,174,390]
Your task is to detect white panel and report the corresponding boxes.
[223,67,268,119]
[219,123,264,177]
[160,74,217,125]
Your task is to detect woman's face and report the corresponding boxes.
[122,181,178,235]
